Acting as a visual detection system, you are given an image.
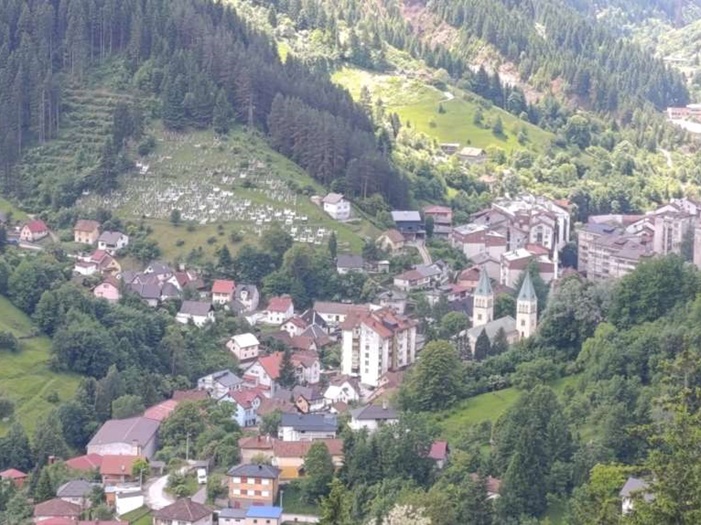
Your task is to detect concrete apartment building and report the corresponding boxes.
[341,308,418,387]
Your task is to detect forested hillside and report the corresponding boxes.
[0,0,409,212]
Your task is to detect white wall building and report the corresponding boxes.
[322,193,351,221]
[226,333,260,361]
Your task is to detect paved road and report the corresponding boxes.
[414,241,432,265]
[145,475,174,510]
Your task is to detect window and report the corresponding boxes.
[262,490,270,497]
[233,488,241,495]
[247,489,255,496]
[261,478,270,486]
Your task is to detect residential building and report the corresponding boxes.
[423,205,453,237]
[153,499,213,525]
[349,404,399,432]
[74,220,101,245]
[93,277,121,303]
[472,269,494,328]
[393,269,430,291]
[439,143,460,155]
[280,317,308,337]
[391,211,424,238]
[620,477,652,515]
[0,468,27,488]
[322,193,351,221]
[176,301,215,327]
[452,224,507,260]
[323,376,361,405]
[57,479,94,509]
[244,507,282,525]
[74,250,121,277]
[113,488,144,516]
[226,333,260,361]
[293,385,326,413]
[470,474,502,500]
[218,508,247,525]
[376,229,406,253]
[457,146,487,164]
[300,309,329,333]
[34,499,81,522]
[225,389,263,428]
[336,254,364,274]
[87,416,159,458]
[20,219,49,242]
[313,301,370,327]
[197,370,244,400]
[97,231,129,254]
[376,289,408,314]
[272,439,344,480]
[65,454,103,473]
[516,272,538,339]
[212,280,236,305]
[278,413,337,441]
[231,285,260,314]
[264,296,294,325]
[428,441,450,469]
[238,435,275,464]
[227,464,280,506]
[341,308,418,387]
[578,223,654,280]
[100,455,142,486]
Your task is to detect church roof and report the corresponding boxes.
[518,272,537,302]
[474,268,493,297]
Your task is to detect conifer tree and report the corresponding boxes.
[474,330,491,362]
[278,349,297,388]
[319,478,353,525]
[213,89,233,135]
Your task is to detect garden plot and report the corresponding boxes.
[78,130,336,245]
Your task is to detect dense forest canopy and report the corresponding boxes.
[0,0,409,211]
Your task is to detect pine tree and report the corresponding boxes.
[491,327,509,356]
[278,349,297,388]
[474,330,491,361]
[319,478,353,525]
[0,422,33,471]
[328,232,337,260]
[213,89,233,135]
[162,74,186,131]
[33,411,69,466]
[301,442,335,503]
[34,467,54,503]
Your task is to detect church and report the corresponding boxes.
[463,268,538,355]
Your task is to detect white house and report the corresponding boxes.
[113,486,144,517]
[280,317,307,337]
[264,295,294,325]
[322,193,351,221]
[176,301,215,327]
[620,477,652,515]
[197,369,244,399]
[211,279,236,305]
[323,376,361,404]
[223,389,263,427]
[349,404,399,432]
[56,479,94,509]
[97,231,129,254]
[20,219,49,242]
[278,413,338,441]
[226,333,260,361]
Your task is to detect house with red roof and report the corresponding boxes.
[264,295,294,325]
[211,279,236,305]
[0,468,27,488]
[33,498,81,522]
[100,455,143,487]
[280,316,308,337]
[93,276,121,303]
[223,389,264,427]
[20,219,49,242]
[143,399,179,422]
[428,440,450,469]
[244,351,321,394]
[65,454,103,473]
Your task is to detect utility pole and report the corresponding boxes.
[186,432,190,462]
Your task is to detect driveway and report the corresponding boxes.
[145,475,174,510]
[281,514,320,523]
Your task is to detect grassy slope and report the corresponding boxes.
[332,66,553,152]
[76,123,378,259]
[0,296,80,435]
[433,375,579,443]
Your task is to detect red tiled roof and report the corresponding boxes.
[257,397,296,417]
[65,454,103,471]
[75,219,100,232]
[143,399,179,422]
[267,295,293,313]
[380,229,405,244]
[25,219,48,233]
[34,499,81,518]
[428,440,448,461]
[272,439,344,458]
[470,473,502,495]
[212,279,236,295]
[230,389,263,409]
[238,435,276,450]
[40,519,75,525]
[395,269,425,282]
[258,352,283,380]
[172,390,208,402]
[284,316,308,329]
[423,205,451,214]
[0,468,27,479]
[99,455,142,476]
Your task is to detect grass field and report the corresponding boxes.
[0,296,80,435]
[281,483,320,515]
[121,506,152,525]
[333,66,553,153]
[433,375,580,442]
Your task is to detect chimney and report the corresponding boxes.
[48,455,56,465]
